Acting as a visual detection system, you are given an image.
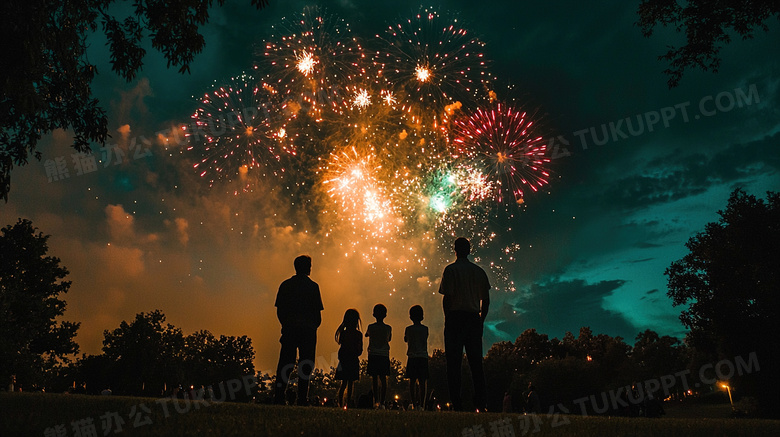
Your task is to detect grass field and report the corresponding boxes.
[2,393,778,437]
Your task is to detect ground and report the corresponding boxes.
[1,393,779,436]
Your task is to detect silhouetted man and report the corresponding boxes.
[438,237,490,411]
[274,255,323,406]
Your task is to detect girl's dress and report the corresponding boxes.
[336,329,363,381]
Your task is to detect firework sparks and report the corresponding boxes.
[352,88,371,109]
[374,7,493,125]
[381,90,397,106]
[186,74,289,188]
[261,6,364,121]
[323,145,398,237]
[451,102,551,203]
[454,166,495,202]
[185,7,556,291]
[295,50,318,76]
[415,65,431,82]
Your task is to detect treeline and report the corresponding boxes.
[32,308,701,416]
[481,327,689,413]
[52,310,256,399]
[298,326,693,413]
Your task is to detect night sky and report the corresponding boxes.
[2,0,778,373]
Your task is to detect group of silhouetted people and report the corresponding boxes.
[333,302,429,409]
[273,237,491,411]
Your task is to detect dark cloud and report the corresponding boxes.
[597,132,780,210]
[486,278,638,343]
[639,289,661,301]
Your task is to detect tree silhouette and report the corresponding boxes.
[484,340,525,411]
[666,188,779,416]
[631,329,686,384]
[102,310,185,395]
[637,0,780,87]
[79,310,255,397]
[184,329,255,388]
[0,218,79,390]
[513,328,553,366]
[0,0,269,201]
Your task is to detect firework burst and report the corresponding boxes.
[322,145,400,238]
[261,6,364,121]
[186,74,289,188]
[374,7,492,126]
[451,102,551,203]
[321,64,414,166]
[184,8,558,291]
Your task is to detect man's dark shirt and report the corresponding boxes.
[275,274,323,330]
[438,257,490,314]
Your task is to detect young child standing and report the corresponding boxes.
[365,303,392,408]
[335,309,362,409]
[404,305,429,410]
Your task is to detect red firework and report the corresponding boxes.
[451,102,550,203]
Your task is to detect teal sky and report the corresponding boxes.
[2,0,778,372]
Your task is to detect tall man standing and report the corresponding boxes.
[274,255,324,406]
[438,237,491,411]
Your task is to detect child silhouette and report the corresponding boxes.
[335,309,362,409]
[404,305,429,410]
[366,303,392,408]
